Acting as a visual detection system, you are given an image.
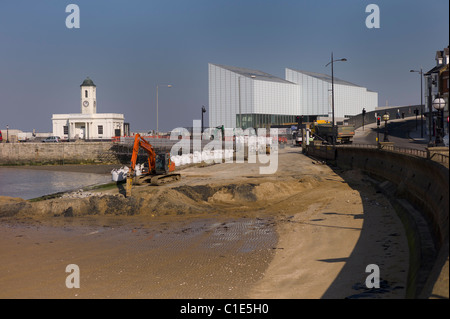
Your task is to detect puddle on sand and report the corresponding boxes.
[134,217,278,254]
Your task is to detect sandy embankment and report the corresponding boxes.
[0,148,409,298]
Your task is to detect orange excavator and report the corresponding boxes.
[125,133,180,197]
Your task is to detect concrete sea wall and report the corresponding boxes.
[0,142,118,165]
[307,144,449,298]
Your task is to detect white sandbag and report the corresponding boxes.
[172,155,181,167]
[111,169,119,181]
[202,150,212,162]
[213,150,223,161]
[135,163,143,176]
[180,154,191,165]
[224,149,233,160]
[192,151,202,163]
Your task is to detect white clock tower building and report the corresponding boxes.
[52,77,126,140]
[80,77,97,114]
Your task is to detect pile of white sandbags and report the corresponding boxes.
[111,166,129,182]
[111,163,145,181]
[170,149,234,167]
[171,153,192,166]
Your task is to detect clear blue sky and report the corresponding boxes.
[0,0,448,133]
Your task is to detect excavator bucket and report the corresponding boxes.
[125,176,133,197]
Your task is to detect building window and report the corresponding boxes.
[98,125,103,135]
[85,90,88,98]
[63,126,68,135]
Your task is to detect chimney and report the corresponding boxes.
[444,46,449,65]
[436,50,444,65]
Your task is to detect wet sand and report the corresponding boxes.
[0,148,409,298]
[0,216,276,299]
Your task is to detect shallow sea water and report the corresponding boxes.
[0,167,111,200]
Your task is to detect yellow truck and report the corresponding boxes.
[311,121,355,144]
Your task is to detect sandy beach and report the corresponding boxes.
[0,148,409,299]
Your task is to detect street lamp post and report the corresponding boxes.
[156,84,172,136]
[414,108,419,130]
[382,112,390,142]
[410,68,424,138]
[362,108,366,131]
[376,115,381,146]
[433,97,446,146]
[201,105,206,134]
[426,75,435,146]
[6,124,9,143]
[326,52,347,146]
[238,76,242,129]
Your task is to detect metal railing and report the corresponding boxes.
[337,143,378,149]
[333,143,449,166]
[337,143,429,157]
[429,152,449,165]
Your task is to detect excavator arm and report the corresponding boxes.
[129,133,156,176]
[126,134,154,197]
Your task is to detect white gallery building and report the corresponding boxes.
[208,63,378,129]
[52,77,125,140]
[208,64,300,129]
[285,68,378,119]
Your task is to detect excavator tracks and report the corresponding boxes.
[151,173,181,186]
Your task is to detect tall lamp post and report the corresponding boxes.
[410,68,424,138]
[362,108,366,131]
[6,124,9,143]
[156,84,172,136]
[376,115,381,146]
[325,52,347,146]
[426,75,435,146]
[433,97,446,146]
[201,105,206,134]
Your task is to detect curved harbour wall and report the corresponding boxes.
[307,145,449,298]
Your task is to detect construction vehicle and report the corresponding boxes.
[209,125,225,141]
[311,121,355,144]
[292,116,308,146]
[125,133,180,197]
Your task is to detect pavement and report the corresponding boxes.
[404,118,434,144]
[401,117,449,147]
[354,117,449,148]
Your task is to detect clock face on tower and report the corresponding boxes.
[83,100,89,107]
